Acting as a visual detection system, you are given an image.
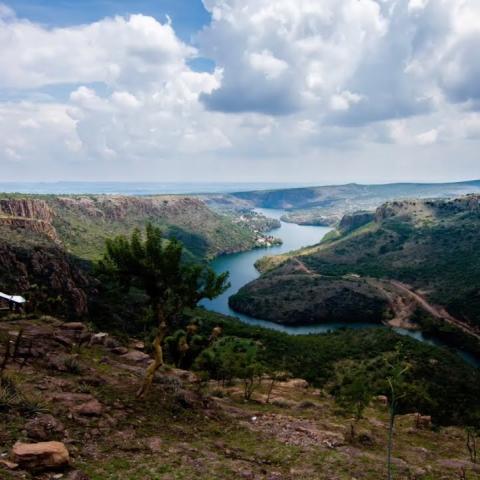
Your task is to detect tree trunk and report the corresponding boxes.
[136,314,168,399]
[387,406,395,480]
[266,377,276,403]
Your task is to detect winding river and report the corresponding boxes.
[202,208,479,366]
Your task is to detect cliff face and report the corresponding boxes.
[0,241,90,317]
[338,211,374,234]
[54,195,210,222]
[0,199,60,243]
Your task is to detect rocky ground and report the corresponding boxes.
[1,315,479,480]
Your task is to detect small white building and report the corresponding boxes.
[0,292,26,311]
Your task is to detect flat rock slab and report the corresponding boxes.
[120,350,151,363]
[11,441,70,472]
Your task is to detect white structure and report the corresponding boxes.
[0,292,26,304]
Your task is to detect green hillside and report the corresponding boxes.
[230,195,480,334]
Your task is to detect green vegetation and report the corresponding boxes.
[192,309,480,427]
[99,224,229,397]
[230,273,389,325]
[230,197,480,344]
[195,336,264,400]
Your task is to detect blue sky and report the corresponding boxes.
[0,0,480,183]
[7,0,210,39]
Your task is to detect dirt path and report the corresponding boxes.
[387,280,480,341]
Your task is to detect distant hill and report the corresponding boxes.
[203,180,480,225]
[230,195,480,341]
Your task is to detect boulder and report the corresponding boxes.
[111,346,129,355]
[11,441,69,472]
[89,332,108,346]
[105,337,122,349]
[120,350,151,363]
[415,414,432,429]
[130,340,145,350]
[73,399,103,416]
[25,414,65,441]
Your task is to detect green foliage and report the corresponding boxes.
[195,336,264,400]
[331,360,373,421]
[193,309,480,427]
[98,223,229,326]
[0,373,47,415]
[165,323,208,369]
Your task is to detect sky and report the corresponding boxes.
[0,0,480,184]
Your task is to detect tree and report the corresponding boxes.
[194,336,264,400]
[466,426,478,464]
[99,224,229,398]
[384,347,410,480]
[332,360,373,441]
[165,322,208,369]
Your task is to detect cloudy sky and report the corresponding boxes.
[1,0,479,184]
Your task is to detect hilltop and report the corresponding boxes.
[230,195,480,351]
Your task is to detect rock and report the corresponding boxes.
[50,392,95,407]
[73,399,103,416]
[120,350,151,363]
[0,459,18,469]
[46,354,71,372]
[89,332,108,346]
[437,459,480,472]
[146,436,163,453]
[25,414,65,441]
[284,378,309,389]
[67,471,90,480]
[105,337,121,349]
[111,346,129,355]
[373,395,388,407]
[415,413,432,429]
[168,368,198,383]
[130,340,145,350]
[59,322,86,331]
[174,389,203,408]
[11,441,70,472]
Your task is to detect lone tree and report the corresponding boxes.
[99,224,229,398]
[384,347,410,480]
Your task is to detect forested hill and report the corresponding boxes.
[230,195,480,337]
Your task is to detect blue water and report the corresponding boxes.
[202,208,480,367]
[0,181,311,195]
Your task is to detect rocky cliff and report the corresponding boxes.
[0,199,60,243]
[0,194,259,318]
[0,241,90,317]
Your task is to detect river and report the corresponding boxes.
[201,208,480,367]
